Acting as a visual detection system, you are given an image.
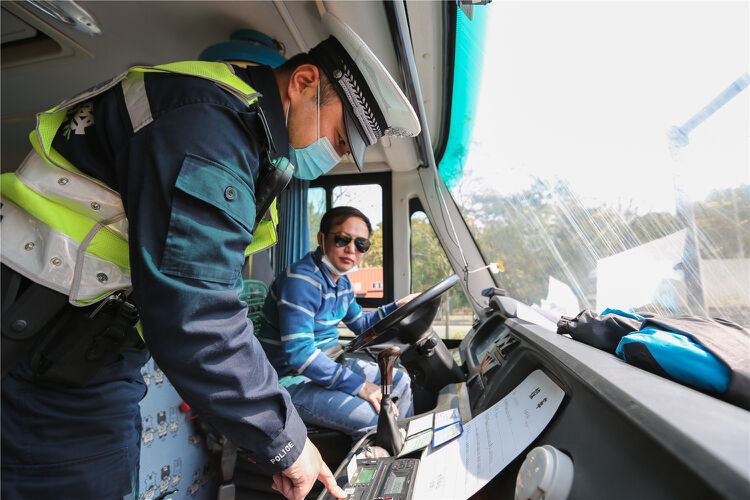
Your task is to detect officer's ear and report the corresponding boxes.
[317,231,325,249]
[288,64,319,105]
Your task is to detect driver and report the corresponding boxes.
[258,206,417,436]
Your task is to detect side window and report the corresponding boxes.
[310,173,392,308]
[333,184,384,299]
[307,187,326,250]
[410,205,472,339]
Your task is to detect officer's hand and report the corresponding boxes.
[271,437,346,500]
[357,380,399,416]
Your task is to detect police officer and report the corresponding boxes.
[0,12,419,500]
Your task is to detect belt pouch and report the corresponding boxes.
[32,297,139,387]
[1,265,69,379]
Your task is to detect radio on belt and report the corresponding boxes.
[342,457,419,500]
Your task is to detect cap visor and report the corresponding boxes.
[344,106,367,171]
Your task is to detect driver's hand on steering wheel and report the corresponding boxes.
[358,380,399,416]
[396,292,421,307]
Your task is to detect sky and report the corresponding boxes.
[311,2,749,227]
[460,1,750,214]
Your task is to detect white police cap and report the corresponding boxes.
[309,12,420,171]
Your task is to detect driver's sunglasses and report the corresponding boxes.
[329,231,371,253]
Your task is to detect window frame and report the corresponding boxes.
[409,196,476,339]
[310,172,393,308]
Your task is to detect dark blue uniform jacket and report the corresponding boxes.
[1,65,306,499]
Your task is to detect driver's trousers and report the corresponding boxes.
[281,358,414,437]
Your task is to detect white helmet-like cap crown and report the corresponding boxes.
[309,12,420,170]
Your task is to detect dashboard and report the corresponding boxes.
[457,296,750,499]
[323,295,749,500]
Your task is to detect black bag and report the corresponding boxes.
[557,310,642,354]
[558,310,750,410]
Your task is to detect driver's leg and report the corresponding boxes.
[282,374,378,437]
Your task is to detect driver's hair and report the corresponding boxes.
[320,206,372,236]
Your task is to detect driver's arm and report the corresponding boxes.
[274,273,365,395]
[341,297,399,336]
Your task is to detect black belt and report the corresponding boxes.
[1,264,143,386]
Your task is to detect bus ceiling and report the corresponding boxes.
[2,1,446,173]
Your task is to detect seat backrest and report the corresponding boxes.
[239,279,269,333]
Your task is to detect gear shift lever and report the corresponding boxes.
[375,346,403,456]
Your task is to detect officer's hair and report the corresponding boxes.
[320,206,372,236]
[277,53,338,105]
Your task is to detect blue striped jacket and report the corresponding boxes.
[259,248,398,395]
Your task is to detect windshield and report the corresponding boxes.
[447,2,749,325]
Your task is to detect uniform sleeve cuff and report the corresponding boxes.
[252,407,308,474]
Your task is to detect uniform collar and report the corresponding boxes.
[234,64,289,161]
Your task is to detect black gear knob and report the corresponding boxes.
[377,345,401,392]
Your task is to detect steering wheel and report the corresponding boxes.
[345,274,460,352]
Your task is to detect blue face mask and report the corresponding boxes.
[288,80,341,180]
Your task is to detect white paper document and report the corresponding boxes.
[407,413,434,437]
[412,369,565,500]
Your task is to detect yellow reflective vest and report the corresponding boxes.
[1,61,278,306]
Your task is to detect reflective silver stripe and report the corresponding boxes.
[35,70,131,195]
[129,63,260,108]
[34,64,258,188]
[277,299,315,317]
[10,62,260,304]
[287,270,322,290]
[51,69,131,115]
[0,201,131,304]
[281,332,314,342]
[298,349,321,373]
[350,311,363,322]
[69,212,127,302]
[14,150,128,239]
[121,72,153,132]
[322,292,336,299]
